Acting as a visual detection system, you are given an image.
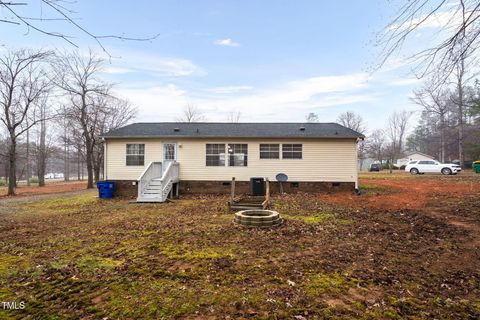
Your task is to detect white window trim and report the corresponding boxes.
[126,143,145,166]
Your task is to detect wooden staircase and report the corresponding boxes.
[228,177,271,211]
[137,161,179,202]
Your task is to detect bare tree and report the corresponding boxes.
[412,80,450,162]
[337,111,366,134]
[177,104,205,122]
[52,50,109,189]
[58,105,71,181]
[34,95,52,186]
[451,53,471,165]
[226,111,241,123]
[377,0,480,81]
[366,129,386,163]
[385,110,413,172]
[337,111,367,169]
[0,49,51,195]
[305,112,319,123]
[0,1,158,58]
[91,96,136,181]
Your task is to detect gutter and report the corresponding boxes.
[102,135,364,140]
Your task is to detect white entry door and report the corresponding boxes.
[163,142,177,167]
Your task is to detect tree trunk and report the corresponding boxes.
[37,117,47,187]
[94,161,100,182]
[64,125,70,181]
[440,113,446,163]
[7,139,16,196]
[26,126,30,186]
[77,148,81,180]
[93,143,104,182]
[458,100,464,166]
[458,78,464,165]
[86,150,94,188]
[457,57,465,167]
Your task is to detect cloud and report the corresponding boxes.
[115,84,189,120]
[214,38,240,47]
[390,78,421,86]
[208,85,253,94]
[388,8,463,31]
[102,66,133,74]
[147,58,205,77]
[107,49,206,77]
[116,73,376,122]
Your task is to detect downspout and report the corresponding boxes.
[354,137,363,193]
[104,138,108,181]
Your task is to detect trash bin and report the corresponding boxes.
[473,161,480,174]
[250,177,265,196]
[96,181,115,199]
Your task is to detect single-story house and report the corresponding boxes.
[103,122,364,202]
[394,152,435,168]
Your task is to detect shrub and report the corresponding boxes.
[0,179,6,187]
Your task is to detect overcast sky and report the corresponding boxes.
[1,0,451,134]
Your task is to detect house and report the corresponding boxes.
[102,122,364,202]
[394,152,435,168]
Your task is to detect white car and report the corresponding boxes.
[405,160,461,175]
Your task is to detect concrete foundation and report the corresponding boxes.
[111,179,355,198]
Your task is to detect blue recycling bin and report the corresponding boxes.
[96,181,115,199]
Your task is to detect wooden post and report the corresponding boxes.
[266,178,270,202]
[265,178,270,209]
[230,177,236,205]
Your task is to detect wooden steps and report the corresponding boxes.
[228,178,271,211]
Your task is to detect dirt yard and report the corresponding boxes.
[0,180,88,198]
[0,173,479,319]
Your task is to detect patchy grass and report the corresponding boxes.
[0,174,479,319]
[304,272,362,296]
[16,192,97,214]
[160,244,233,261]
[0,255,30,277]
[282,212,353,225]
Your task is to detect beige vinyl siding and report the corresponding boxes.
[105,138,358,183]
[105,140,162,180]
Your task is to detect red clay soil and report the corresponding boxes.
[0,180,88,198]
[321,174,480,211]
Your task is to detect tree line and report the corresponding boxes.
[407,56,480,164]
[0,49,136,196]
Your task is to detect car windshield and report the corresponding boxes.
[408,161,417,164]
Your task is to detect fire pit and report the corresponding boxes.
[234,209,283,227]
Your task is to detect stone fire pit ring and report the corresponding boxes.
[234,210,283,227]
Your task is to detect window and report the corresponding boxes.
[126,144,145,166]
[163,143,175,161]
[282,144,302,159]
[418,160,435,165]
[228,144,248,166]
[260,144,280,159]
[206,144,226,166]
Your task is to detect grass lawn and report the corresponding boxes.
[0,174,479,319]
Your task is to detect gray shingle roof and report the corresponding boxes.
[103,122,364,139]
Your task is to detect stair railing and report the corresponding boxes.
[137,162,162,199]
[159,162,180,199]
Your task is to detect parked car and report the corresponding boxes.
[405,160,461,175]
[369,163,381,172]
